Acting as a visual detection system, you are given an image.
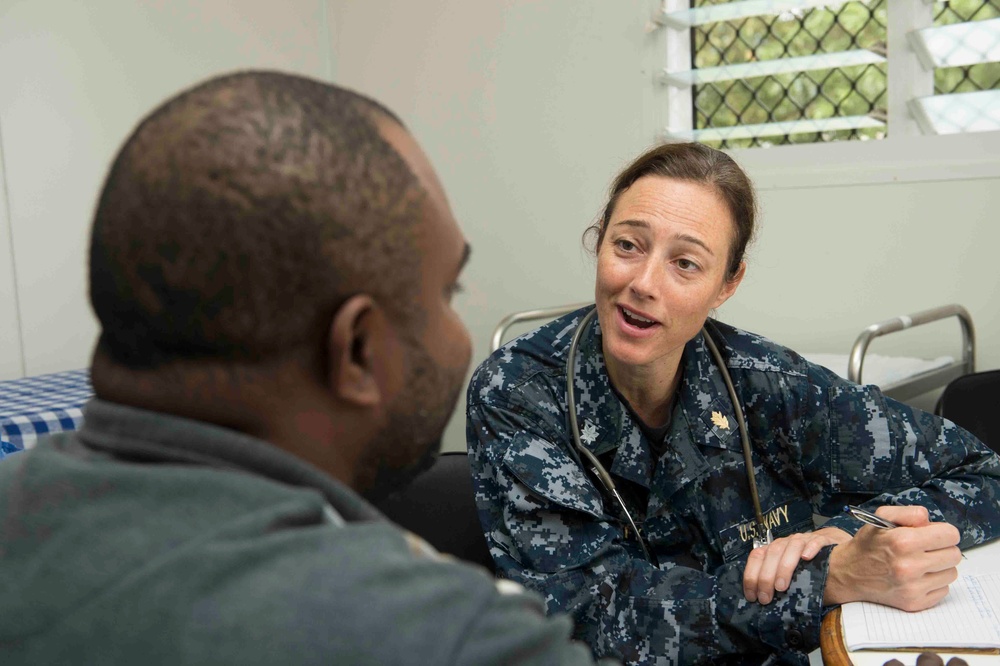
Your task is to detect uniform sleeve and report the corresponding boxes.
[791,367,1000,545]
[468,400,828,665]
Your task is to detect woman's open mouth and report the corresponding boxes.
[618,305,659,331]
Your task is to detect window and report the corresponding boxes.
[652,0,1000,148]
[911,1,1000,134]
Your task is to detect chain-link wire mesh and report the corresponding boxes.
[691,0,887,148]
[934,0,1000,94]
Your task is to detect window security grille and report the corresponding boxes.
[654,0,1000,147]
[909,1,1000,134]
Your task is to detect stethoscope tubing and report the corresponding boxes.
[565,307,771,564]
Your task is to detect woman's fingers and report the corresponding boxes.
[744,532,840,603]
[824,521,962,609]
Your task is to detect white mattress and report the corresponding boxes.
[801,352,954,388]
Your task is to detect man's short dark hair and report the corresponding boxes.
[89,71,424,370]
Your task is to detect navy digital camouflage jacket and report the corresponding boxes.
[466,306,1000,665]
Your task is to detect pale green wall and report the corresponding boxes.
[0,0,330,377]
[0,1,996,455]
[328,1,1000,451]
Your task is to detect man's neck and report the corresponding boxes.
[89,351,365,490]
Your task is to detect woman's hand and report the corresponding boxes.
[743,526,852,604]
[824,505,962,611]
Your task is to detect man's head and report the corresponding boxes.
[89,71,472,498]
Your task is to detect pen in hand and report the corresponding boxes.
[845,505,899,530]
[844,505,966,558]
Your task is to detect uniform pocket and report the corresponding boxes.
[501,434,606,518]
[497,435,614,572]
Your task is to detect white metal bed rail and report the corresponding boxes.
[490,302,976,403]
[848,303,975,401]
[490,302,592,353]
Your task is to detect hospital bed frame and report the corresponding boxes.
[490,303,975,402]
[847,303,974,402]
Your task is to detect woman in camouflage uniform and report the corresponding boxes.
[466,142,1000,665]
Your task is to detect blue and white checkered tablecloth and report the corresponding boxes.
[0,369,93,459]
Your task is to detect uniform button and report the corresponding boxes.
[786,629,803,647]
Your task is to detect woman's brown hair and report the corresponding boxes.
[585,142,757,281]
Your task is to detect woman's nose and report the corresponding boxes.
[629,259,659,299]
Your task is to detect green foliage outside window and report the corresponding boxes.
[935,0,1000,94]
[690,0,999,148]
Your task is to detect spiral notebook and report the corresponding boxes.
[841,572,1000,651]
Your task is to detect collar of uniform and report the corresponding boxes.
[673,326,742,453]
[646,327,743,507]
[569,318,743,493]
[76,398,383,523]
[570,313,654,490]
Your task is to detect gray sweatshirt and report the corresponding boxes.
[0,399,610,665]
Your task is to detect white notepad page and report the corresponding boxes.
[842,573,1000,650]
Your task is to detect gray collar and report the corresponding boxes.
[77,398,382,523]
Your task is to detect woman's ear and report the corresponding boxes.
[327,294,384,407]
[713,262,746,309]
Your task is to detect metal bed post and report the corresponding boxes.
[490,302,593,353]
[847,304,975,401]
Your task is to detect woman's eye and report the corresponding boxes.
[616,239,636,252]
[677,258,699,271]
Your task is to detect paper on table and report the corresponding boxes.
[842,573,1000,651]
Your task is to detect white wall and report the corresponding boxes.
[0,0,330,377]
[1,1,996,454]
[727,177,1000,360]
[329,1,1000,450]
[329,1,667,451]
[729,175,1000,413]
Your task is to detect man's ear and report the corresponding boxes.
[327,294,386,407]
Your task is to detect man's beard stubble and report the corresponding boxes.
[358,338,466,504]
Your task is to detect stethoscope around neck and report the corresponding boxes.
[565,307,773,565]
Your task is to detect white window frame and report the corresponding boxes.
[644,0,1000,191]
